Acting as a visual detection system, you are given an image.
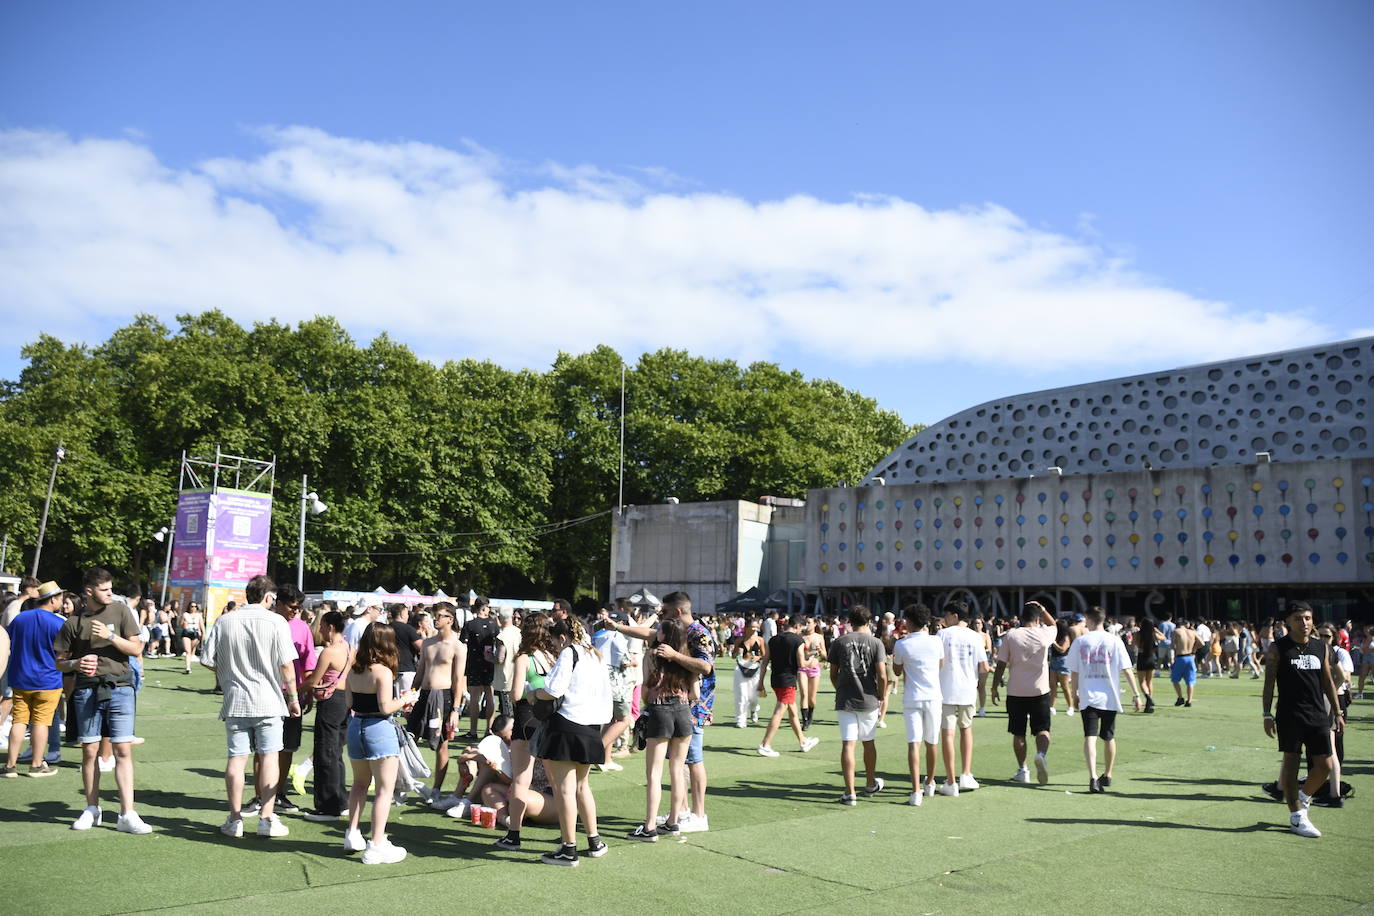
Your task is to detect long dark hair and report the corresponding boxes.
[353,621,398,675]
[646,617,693,695]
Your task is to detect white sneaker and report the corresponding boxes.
[1298,789,1313,810]
[1050,707,1058,716]
[1066,708,1076,717]
[876,720,887,728]
[937,782,959,797]
[923,782,937,797]
[907,791,923,806]
[116,811,153,834]
[429,794,462,811]
[678,812,709,833]
[757,745,780,757]
[958,773,980,791]
[72,806,102,830]
[444,798,473,819]
[598,760,624,772]
[220,817,243,837]
[1290,811,1321,838]
[97,756,115,773]
[1034,753,1049,785]
[736,720,747,728]
[1012,766,1031,783]
[257,815,289,838]
[362,838,407,864]
[800,737,820,753]
[343,828,367,852]
[975,707,987,718]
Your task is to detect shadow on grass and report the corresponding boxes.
[1127,775,1259,787]
[1025,816,1278,834]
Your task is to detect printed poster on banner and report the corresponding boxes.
[206,490,273,583]
[169,490,211,585]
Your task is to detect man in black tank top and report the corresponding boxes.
[1261,601,1343,839]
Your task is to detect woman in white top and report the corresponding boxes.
[533,617,611,867]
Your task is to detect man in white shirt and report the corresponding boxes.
[1195,620,1213,676]
[1065,606,1142,793]
[201,575,300,838]
[937,601,988,796]
[891,603,943,806]
[343,599,382,649]
[592,612,633,771]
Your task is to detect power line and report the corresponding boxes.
[313,509,612,558]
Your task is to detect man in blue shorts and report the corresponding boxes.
[1170,621,1199,707]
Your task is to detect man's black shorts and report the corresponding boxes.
[1080,706,1117,741]
[1006,693,1052,737]
[464,662,494,688]
[1276,718,1331,757]
[282,715,303,753]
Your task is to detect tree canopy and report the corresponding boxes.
[0,312,917,599]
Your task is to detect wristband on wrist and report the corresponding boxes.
[1263,713,1274,719]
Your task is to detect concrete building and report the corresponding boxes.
[611,336,1374,622]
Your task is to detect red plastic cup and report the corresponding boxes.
[479,806,497,829]
[469,805,482,826]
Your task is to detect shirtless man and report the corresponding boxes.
[407,601,467,808]
[1171,621,1199,707]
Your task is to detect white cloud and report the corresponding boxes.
[0,126,1336,373]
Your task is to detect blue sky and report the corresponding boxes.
[2,1,1371,426]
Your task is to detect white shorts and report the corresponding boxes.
[837,708,880,742]
[903,703,940,745]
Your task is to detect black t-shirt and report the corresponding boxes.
[768,632,804,689]
[390,621,421,672]
[1275,635,1327,728]
[461,616,499,670]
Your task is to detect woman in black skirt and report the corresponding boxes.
[533,616,612,866]
[493,612,560,850]
[627,617,697,841]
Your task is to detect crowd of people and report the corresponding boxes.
[0,571,1364,863]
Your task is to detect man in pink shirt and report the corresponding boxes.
[990,601,1057,785]
[273,585,317,813]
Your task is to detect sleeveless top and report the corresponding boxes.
[1274,635,1327,728]
[351,692,385,718]
[523,653,549,692]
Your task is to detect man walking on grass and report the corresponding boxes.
[1066,606,1142,793]
[2,581,66,778]
[991,600,1057,785]
[892,603,943,806]
[755,614,820,758]
[201,574,300,839]
[1170,619,1199,707]
[829,605,888,806]
[937,601,988,796]
[1263,601,1343,838]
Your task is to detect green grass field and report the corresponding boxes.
[2,657,1370,915]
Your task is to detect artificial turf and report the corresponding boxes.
[1,657,1370,915]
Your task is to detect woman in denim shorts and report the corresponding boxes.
[626,617,697,842]
[343,623,417,865]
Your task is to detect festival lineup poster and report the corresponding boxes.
[169,490,211,585]
[205,490,273,584]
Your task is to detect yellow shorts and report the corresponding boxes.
[12,688,62,726]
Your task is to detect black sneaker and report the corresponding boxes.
[860,778,886,797]
[626,825,659,842]
[1261,781,1284,801]
[1313,795,1344,808]
[301,809,343,822]
[541,845,579,867]
[1174,698,1185,707]
[494,833,521,850]
[0,765,17,779]
[1089,778,1103,794]
[1098,775,1112,788]
[1184,701,1192,707]
[837,794,858,806]
[242,797,262,816]
[659,821,681,836]
[585,837,608,858]
[274,796,301,815]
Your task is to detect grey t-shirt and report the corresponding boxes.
[831,630,886,712]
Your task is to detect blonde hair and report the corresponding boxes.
[567,616,602,661]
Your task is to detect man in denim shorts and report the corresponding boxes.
[201,575,300,839]
[54,568,152,833]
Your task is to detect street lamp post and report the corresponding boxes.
[297,474,327,591]
[153,523,174,606]
[29,443,65,577]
